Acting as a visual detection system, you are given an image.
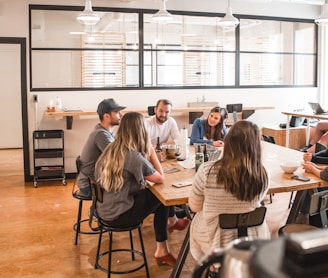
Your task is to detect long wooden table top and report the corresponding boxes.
[282,111,328,121]
[148,142,328,206]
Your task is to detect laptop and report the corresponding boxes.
[308,102,328,115]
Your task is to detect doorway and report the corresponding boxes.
[0,38,29,180]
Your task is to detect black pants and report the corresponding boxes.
[103,189,169,242]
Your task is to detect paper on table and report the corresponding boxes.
[172,180,192,187]
[177,154,195,169]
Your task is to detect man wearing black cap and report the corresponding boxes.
[76,98,126,197]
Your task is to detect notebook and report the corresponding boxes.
[308,102,328,115]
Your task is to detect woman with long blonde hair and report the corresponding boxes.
[95,112,176,266]
[189,120,270,263]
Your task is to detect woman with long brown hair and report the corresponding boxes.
[189,120,270,262]
[190,106,228,147]
[95,112,176,266]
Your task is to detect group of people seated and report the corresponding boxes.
[74,98,271,272]
[300,121,328,181]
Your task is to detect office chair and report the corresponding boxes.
[225,103,243,127]
[147,106,155,116]
[278,189,328,236]
[192,206,267,278]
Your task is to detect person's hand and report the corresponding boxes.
[303,152,312,162]
[302,161,317,173]
[213,140,224,147]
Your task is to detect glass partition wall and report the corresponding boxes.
[30,5,317,91]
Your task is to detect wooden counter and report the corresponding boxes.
[44,106,274,129]
[262,125,315,150]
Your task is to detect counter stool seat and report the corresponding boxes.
[73,189,100,245]
[73,155,100,245]
[278,223,319,236]
[90,179,150,278]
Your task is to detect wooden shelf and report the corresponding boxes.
[44,106,274,129]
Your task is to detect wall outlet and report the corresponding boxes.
[33,94,38,103]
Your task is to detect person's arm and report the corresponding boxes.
[95,129,114,151]
[169,118,181,145]
[310,149,328,164]
[320,167,328,181]
[302,161,324,178]
[145,147,164,184]
[190,119,213,145]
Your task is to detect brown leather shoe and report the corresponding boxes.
[168,218,190,233]
[154,253,177,266]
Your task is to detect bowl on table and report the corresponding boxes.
[162,144,180,159]
[280,162,300,174]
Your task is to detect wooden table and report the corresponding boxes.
[44,106,274,129]
[148,142,328,278]
[282,111,328,148]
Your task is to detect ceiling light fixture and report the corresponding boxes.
[218,0,239,28]
[315,0,328,25]
[77,0,101,26]
[152,0,173,22]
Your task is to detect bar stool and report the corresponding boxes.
[72,156,99,245]
[89,179,150,278]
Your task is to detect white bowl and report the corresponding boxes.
[280,162,300,174]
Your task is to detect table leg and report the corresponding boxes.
[170,204,193,278]
[285,114,290,148]
[305,117,311,146]
[286,190,308,224]
[170,226,190,278]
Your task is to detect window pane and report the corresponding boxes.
[32,50,82,88]
[126,51,139,87]
[144,14,235,51]
[31,10,138,49]
[294,23,316,53]
[240,19,315,53]
[157,51,183,86]
[240,53,316,86]
[240,53,294,86]
[183,52,235,86]
[294,55,316,85]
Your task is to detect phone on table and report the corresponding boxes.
[164,167,180,174]
[291,175,310,182]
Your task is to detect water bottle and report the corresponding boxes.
[55,96,62,111]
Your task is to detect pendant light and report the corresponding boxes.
[152,0,173,22]
[218,0,239,28]
[77,0,101,26]
[315,0,328,25]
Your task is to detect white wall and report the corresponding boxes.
[0,0,322,175]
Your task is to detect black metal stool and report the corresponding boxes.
[73,156,99,245]
[90,180,150,278]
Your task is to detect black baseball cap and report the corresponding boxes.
[97,98,126,116]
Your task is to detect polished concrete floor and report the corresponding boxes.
[0,149,292,277]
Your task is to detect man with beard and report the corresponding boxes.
[146,99,190,232]
[76,98,126,197]
[145,99,180,146]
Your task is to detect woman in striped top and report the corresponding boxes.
[189,120,271,262]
